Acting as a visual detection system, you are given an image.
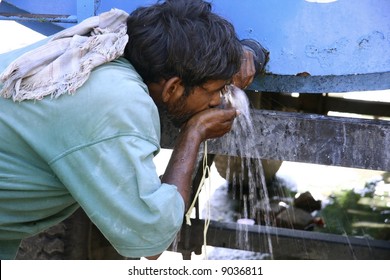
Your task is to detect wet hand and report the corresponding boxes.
[183,108,238,142]
[232,48,256,89]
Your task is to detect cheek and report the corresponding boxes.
[168,93,211,120]
[166,97,192,127]
[167,95,188,118]
[186,94,211,113]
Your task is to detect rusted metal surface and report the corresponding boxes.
[173,219,390,260]
[0,0,97,33]
[256,92,390,117]
[0,13,77,23]
[161,110,390,172]
[0,2,65,34]
[245,110,390,171]
[249,72,390,93]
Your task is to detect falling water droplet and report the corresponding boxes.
[211,85,274,257]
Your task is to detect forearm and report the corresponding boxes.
[160,107,237,211]
[160,128,202,211]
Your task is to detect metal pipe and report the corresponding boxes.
[0,13,77,23]
[173,219,390,259]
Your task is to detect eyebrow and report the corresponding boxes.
[202,80,232,92]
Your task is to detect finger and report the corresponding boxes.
[223,108,239,119]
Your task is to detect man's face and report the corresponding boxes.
[166,79,230,127]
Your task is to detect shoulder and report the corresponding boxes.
[91,57,146,87]
[85,58,149,104]
[66,58,160,142]
[84,58,155,117]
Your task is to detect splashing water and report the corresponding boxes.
[211,85,274,257]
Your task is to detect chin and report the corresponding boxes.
[170,117,188,128]
[158,109,187,128]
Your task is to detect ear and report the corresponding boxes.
[161,77,184,103]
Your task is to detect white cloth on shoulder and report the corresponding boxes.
[0,8,129,101]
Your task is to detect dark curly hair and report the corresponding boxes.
[124,0,242,94]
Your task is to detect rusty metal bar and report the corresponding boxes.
[0,2,65,35]
[0,13,77,23]
[0,0,98,23]
[161,110,390,171]
[172,219,390,260]
[249,72,390,93]
[257,92,390,118]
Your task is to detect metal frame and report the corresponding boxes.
[0,0,97,22]
[0,0,97,34]
[161,109,390,171]
[174,219,390,260]
[251,72,390,94]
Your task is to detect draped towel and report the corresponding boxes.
[0,8,129,101]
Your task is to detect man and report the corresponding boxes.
[0,0,259,259]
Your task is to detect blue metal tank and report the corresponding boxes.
[1,0,389,79]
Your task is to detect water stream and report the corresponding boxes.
[210,85,274,257]
[207,86,390,259]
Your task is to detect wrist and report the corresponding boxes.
[179,124,203,146]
